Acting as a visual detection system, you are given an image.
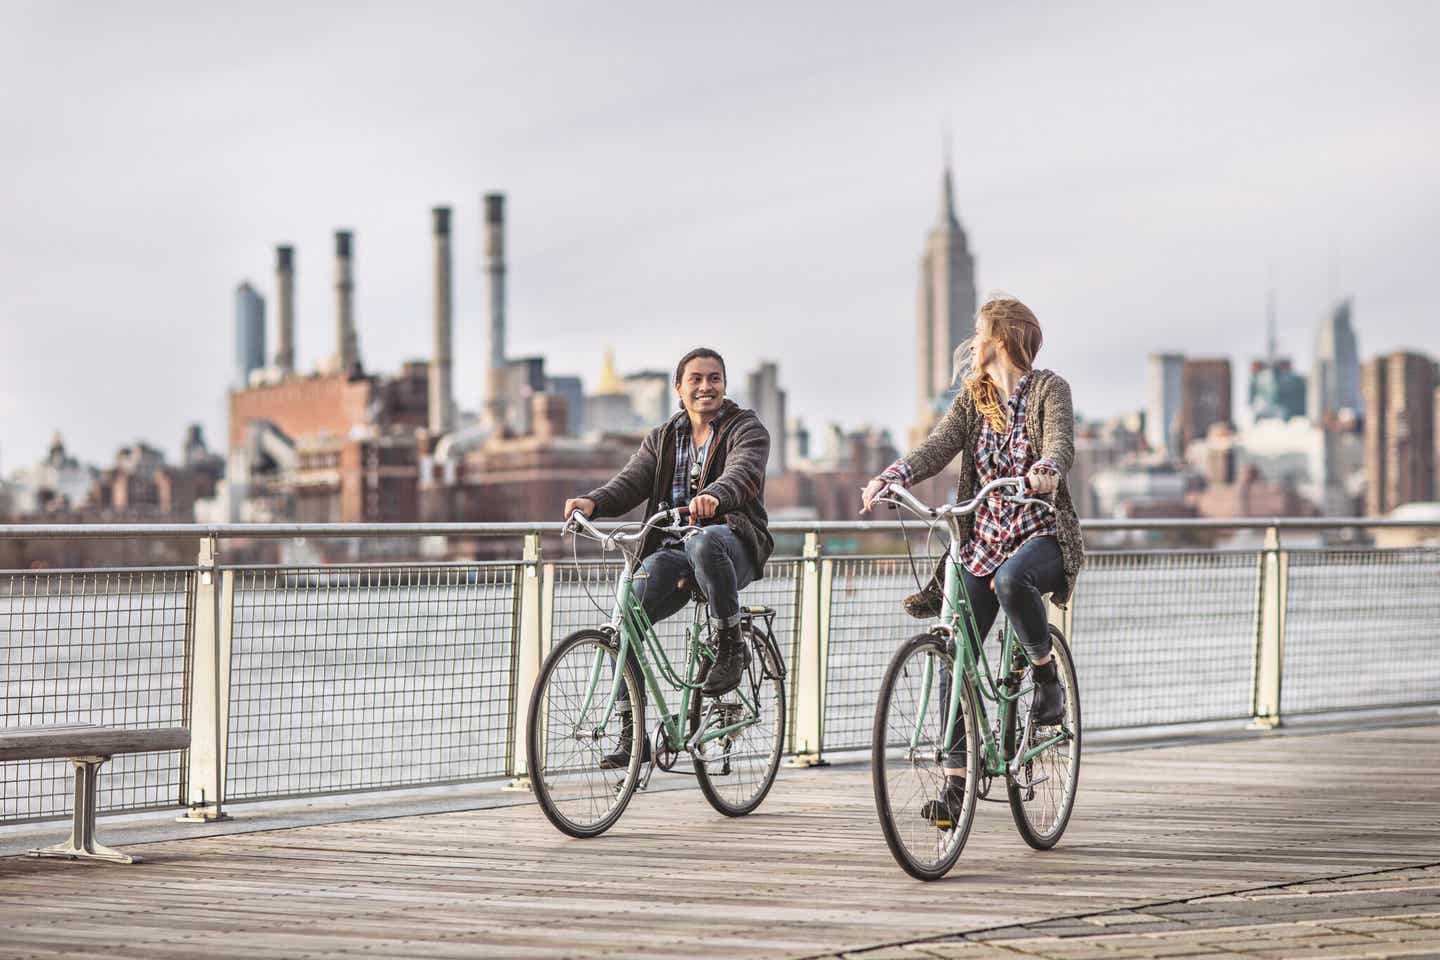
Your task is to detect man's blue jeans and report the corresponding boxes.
[616,524,757,708]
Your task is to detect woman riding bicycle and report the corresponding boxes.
[861,294,1084,811]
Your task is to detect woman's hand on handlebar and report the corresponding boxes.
[860,478,887,513]
[1025,466,1058,496]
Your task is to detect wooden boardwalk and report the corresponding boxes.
[1,724,1438,959]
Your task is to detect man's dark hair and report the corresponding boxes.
[673,347,726,386]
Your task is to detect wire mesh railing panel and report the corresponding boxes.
[823,559,921,751]
[226,564,517,801]
[0,569,192,823]
[1283,548,1440,715]
[550,560,626,647]
[1069,551,1261,730]
[741,560,803,753]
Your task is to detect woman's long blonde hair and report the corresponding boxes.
[958,296,1043,433]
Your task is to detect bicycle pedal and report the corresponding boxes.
[1011,774,1051,791]
[920,800,955,829]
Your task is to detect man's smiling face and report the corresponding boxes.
[676,357,726,417]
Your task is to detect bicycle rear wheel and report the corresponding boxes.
[1004,625,1081,849]
[690,622,787,817]
[526,629,646,838]
[872,633,980,881]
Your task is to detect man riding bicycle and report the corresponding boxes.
[564,347,773,767]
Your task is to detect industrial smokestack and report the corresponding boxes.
[334,230,360,376]
[429,207,455,435]
[484,193,507,429]
[274,246,295,374]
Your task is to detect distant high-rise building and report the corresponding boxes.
[621,371,672,425]
[234,282,266,389]
[1362,351,1438,515]
[1249,359,1306,423]
[1179,358,1232,451]
[503,356,547,436]
[1248,290,1306,422]
[745,361,787,475]
[911,158,977,443]
[1146,353,1185,459]
[786,416,810,465]
[1311,298,1361,421]
[544,376,585,436]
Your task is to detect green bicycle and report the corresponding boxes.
[526,507,788,838]
[870,477,1081,880]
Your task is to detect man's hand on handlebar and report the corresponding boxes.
[689,493,719,520]
[563,497,595,521]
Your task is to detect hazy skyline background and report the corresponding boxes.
[2,1,1437,467]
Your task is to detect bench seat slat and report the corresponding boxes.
[0,725,191,762]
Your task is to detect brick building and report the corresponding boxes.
[1362,351,1439,515]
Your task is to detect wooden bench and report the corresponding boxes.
[0,724,191,864]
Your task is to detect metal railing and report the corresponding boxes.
[1,518,1437,824]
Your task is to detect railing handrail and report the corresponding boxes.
[0,516,1437,541]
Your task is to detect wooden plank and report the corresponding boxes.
[0,725,190,761]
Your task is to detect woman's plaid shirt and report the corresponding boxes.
[881,373,1059,577]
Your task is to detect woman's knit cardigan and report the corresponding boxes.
[899,368,1085,609]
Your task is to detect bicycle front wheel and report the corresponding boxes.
[872,633,980,881]
[690,622,787,817]
[1004,625,1081,849]
[526,629,646,838]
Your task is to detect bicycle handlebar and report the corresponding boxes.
[877,475,1056,520]
[565,505,703,550]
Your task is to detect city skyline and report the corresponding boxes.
[2,2,1438,467]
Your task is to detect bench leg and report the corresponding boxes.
[29,756,139,865]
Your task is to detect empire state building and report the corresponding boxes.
[911,160,977,446]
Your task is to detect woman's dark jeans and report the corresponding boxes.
[938,535,1064,767]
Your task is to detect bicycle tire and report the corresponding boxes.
[1004,625,1081,850]
[690,623,787,817]
[527,629,646,838]
[872,633,980,881]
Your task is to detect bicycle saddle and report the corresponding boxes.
[677,577,708,605]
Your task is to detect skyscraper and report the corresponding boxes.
[911,159,977,443]
[746,361,788,475]
[1362,351,1438,515]
[1248,291,1306,422]
[234,281,266,389]
[1146,353,1185,459]
[1311,298,1361,421]
[1179,358,1233,451]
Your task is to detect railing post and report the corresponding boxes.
[506,532,545,790]
[787,532,831,767]
[1250,524,1287,729]
[179,535,232,822]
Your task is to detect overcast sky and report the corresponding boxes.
[2,1,1437,469]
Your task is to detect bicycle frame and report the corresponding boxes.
[569,518,762,755]
[927,531,1070,777]
[880,480,1072,778]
